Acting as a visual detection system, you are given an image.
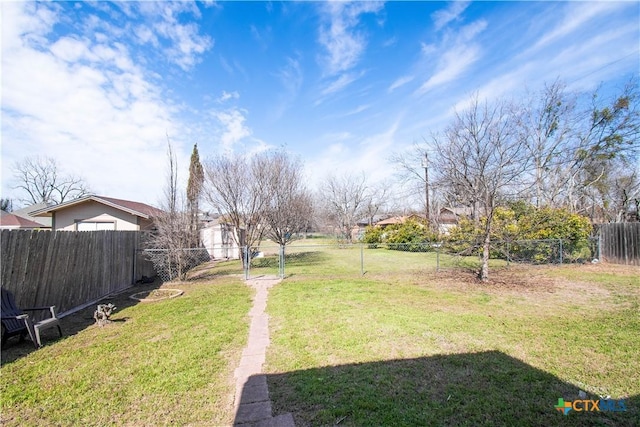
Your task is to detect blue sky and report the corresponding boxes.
[2,1,639,207]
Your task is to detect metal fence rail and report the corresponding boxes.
[139,237,600,281]
[243,238,598,279]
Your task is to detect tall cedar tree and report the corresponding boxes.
[186,144,204,247]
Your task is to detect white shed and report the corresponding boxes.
[200,219,241,260]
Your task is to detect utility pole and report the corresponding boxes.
[422,152,430,225]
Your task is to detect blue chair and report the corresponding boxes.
[1,288,63,348]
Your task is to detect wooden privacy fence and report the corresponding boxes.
[599,223,640,266]
[0,230,150,318]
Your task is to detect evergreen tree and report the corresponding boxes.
[186,144,204,247]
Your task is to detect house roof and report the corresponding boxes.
[375,215,423,227]
[0,210,44,228]
[375,216,406,226]
[440,207,473,216]
[356,214,389,226]
[12,202,53,227]
[30,195,164,219]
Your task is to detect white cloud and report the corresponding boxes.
[219,55,248,79]
[153,21,212,70]
[217,91,240,103]
[467,7,640,106]
[271,57,303,120]
[213,109,252,152]
[388,75,415,93]
[1,2,211,206]
[251,24,272,50]
[531,2,626,52]
[320,71,364,97]
[134,25,159,46]
[431,1,470,31]
[344,104,371,117]
[416,19,487,94]
[1,1,59,51]
[418,44,481,94]
[317,1,383,76]
[113,1,214,71]
[382,36,398,48]
[306,120,400,187]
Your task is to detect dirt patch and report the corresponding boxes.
[432,266,557,294]
[427,263,638,312]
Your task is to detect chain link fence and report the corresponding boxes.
[244,237,599,279]
[141,248,211,282]
[140,237,599,282]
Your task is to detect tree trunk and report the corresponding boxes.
[480,231,490,282]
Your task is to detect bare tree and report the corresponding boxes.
[360,179,395,226]
[570,79,640,221]
[319,173,369,242]
[390,142,451,230]
[260,150,313,246]
[13,156,90,205]
[517,80,577,208]
[147,139,197,281]
[433,95,529,281]
[203,153,268,265]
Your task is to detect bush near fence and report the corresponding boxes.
[0,229,151,318]
[388,239,590,264]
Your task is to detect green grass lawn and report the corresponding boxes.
[249,240,509,279]
[1,278,252,426]
[2,244,637,426]
[265,263,640,426]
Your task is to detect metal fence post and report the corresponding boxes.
[436,243,440,272]
[279,244,285,279]
[244,245,249,280]
[360,243,364,276]
[559,239,563,265]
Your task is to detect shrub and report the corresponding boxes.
[445,205,592,262]
[384,219,438,252]
[362,219,439,251]
[362,225,383,248]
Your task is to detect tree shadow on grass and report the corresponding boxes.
[257,351,638,426]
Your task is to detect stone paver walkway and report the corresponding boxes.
[233,276,294,427]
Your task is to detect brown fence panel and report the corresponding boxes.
[599,223,640,266]
[0,229,141,316]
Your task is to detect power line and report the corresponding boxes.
[569,52,638,85]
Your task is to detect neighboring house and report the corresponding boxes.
[437,207,472,234]
[12,202,52,228]
[200,217,241,259]
[0,210,44,229]
[352,214,389,241]
[375,215,424,228]
[30,195,163,231]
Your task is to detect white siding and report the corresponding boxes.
[54,201,140,231]
[200,223,241,259]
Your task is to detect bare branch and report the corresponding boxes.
[12,156,90,205]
